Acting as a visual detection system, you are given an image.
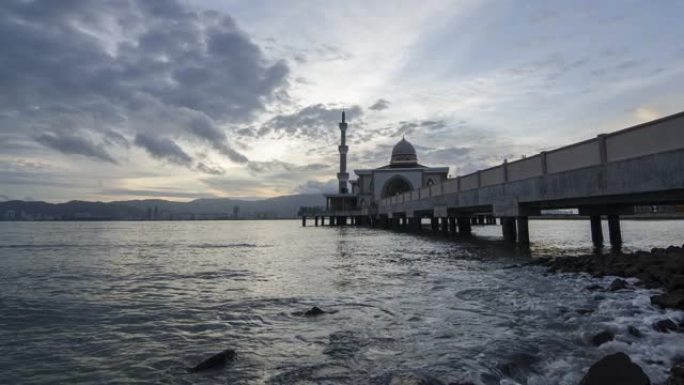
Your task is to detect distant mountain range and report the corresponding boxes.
[0,194,327,221]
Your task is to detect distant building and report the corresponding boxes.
[325,112,449,212]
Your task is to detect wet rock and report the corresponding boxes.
[666,357,684,385]
[585,284,603,291]
[609,278,629,291]
[591,330,615,346]
[497,352,538,383]
[577,308,594,315]
[667,275,684,291]
[628,325,643,338]
[187,349,236,373]
[651,290,684,310]
[304,306,325,317]
[382,373,445,385]
[579,352,650,385]
[653,318,679,333]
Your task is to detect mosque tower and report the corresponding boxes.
[337,110,349,194]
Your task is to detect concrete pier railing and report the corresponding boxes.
[379,111,684,209]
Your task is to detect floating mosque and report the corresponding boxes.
[325,112,449,212]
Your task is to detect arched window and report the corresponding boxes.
[426,178,435,186]
[381,175,413,198]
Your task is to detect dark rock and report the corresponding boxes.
[609,278,629,291]
[666,357,684,385]
[577,309,594,315]
[653,318,679,333]
[579,352,650,385]
[668,275,684,291]
[304,306,325,317]
[497,352,538,383]
[651,290,684,310]
[591,330,615,346]
[666,246,682,255]
[628,326,643,338]
[187,349,236,373]
[380,373,445,385]
[585,284,603,291]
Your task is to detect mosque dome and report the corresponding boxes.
[390,137,418,166]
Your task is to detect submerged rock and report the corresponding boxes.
[609,278,629,291]
[585,284,603,292]
[653,318,679,333]
[579,352,650,385]
[591,330,615,346]
[187,348,236,373]
[379,373,445,385]
[304,306,325,317]
[628,325,643,338]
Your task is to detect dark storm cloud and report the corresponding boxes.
[35,132,117,163]
[134,134,193,166]
[258,104,362,140]
[195,162,225,176]
[369,99,390,111]
[0,0,288,165]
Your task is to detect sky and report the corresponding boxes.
[1,0,683,202]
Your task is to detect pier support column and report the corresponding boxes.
[329,216,335,226]
[321,216,325,226]
[607,215,622,248]
[477,215,485,225]
[502,217,517,243]
[302,216,306,227]
[441,217,449,234]
[590,215,603,247]
[431,217,439,232]
[471,217,477,225]
[457,217,472,234]
[314,216,318,226]
[449,217,456,235]
[516,216,529,245]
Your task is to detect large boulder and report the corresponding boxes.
[579,352,650,385]
[609,278,629,291]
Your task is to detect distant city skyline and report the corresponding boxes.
[1,0,683,202]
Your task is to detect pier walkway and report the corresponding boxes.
[303,112,684,248]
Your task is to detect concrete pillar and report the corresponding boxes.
[502,217,517,243]
[477,215,485,225]
[607,214,622,248]
[517,216,529,245]
[441,217,449,234]
[471,217,477,225]
[329,216,335,226]
[431,217,439,232]
[457,217,472,234]
[302,216,306,227]
[449,217,456,235]
[590,215,603,247]
[314,216,319,226]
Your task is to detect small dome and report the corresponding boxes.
[390,137,418,166]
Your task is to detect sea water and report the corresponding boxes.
[1,220,683,384]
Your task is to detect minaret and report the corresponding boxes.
[337,110,349,194]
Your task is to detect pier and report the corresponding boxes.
[302,111,684,248]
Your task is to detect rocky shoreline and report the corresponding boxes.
[532,244,684,384]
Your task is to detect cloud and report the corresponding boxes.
[258,104,362,139]
[35,132,117,163]
[101,188,214,199]
[293,179,338,194]
[369,99,390,111]
[0,0,287,165]
[246,160,328,174]
[195,162,225,175]
[134,134,193,166]
[0,193,11,201]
